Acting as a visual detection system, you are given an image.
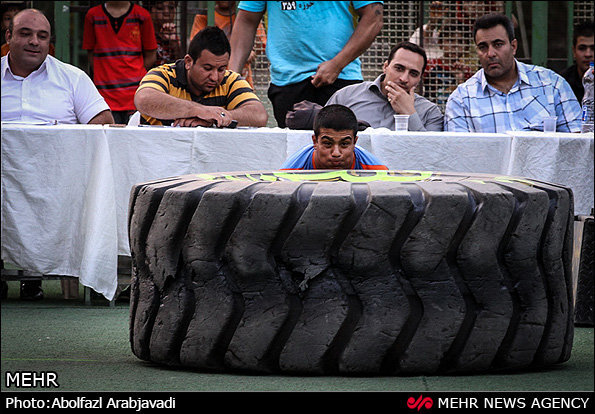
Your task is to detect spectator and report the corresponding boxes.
[229,1,383,128]
[190,1,266,88]
[1,8,113,300]
[445,14,582,133]
[408,1,445,60]
[281,104,387,170]
[134,26,267,127]
[326,41,443,131]
[561,21,594,103]
[145,0,182,68]
[1,2,24,51]
[424,26,474,107]
[83,1,158,124]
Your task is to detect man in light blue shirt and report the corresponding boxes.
[229,1,383,127]
[445,14,582,133]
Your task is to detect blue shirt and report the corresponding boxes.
[281,144,388,170]
[238,1,382,86]
[444,60,582,133]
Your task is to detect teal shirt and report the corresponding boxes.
[238,1,382,86]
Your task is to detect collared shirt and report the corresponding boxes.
[136,59,260,126]
[1,54,110,124]
[444,60,582,133]
[280,144,388,170]
[326,74,444,131]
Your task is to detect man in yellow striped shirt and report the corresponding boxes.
[135,26,267,127]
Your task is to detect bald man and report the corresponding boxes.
[1,8,113,125]
[1,9,113,300]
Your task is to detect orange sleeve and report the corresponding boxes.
[190,14,207,40]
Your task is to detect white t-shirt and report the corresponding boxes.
[1,54,109,124]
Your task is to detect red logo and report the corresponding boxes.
[407,395,434,411]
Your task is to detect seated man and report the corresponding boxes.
[1,8,113,300]
[445,13,582,133]
[326,41,444,131]
[134,25,268,127]
[281,104,388,170]
[1,8,113,125]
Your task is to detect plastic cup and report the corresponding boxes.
[394,114,410,131]
[543,116,557,133]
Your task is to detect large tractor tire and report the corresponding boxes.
[128,170,574,375]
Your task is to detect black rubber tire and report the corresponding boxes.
[574,216,594,326]
[127,170,575,375]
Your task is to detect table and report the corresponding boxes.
[2,124,593,300]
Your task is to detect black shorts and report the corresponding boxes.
[267,78,362,128]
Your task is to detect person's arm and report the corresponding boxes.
[88,110,115,124]
[444,89,472,132]
[173,100,268,128]
[134,87,233,127]
[87,50,94,78]
[408,103,444,132]
[311,2,383,88]
[229,9,264,74]
[228,100,268,127]
[143,49,157,71]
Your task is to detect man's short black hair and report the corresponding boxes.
[314,105,358,138]
[187,26,231,61]
[387,41,428,74]
[573,20,594,46]
[473,13,515,43]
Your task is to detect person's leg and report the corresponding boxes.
[61,278,79,300]
[267,78,313,128]
[268,79,363,128]
[20,280,43,300]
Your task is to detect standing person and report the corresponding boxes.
[424,26,474,107]
[326,42,443,131]
[190,1,266,88]
[408,1,445,60]
[229,1,383,128]
[145,0,182,67]
[444,14,582,133]
[83,1,158,124]
[561,21,594,103]
[1,8,113,300]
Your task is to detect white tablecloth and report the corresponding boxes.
[2,124,593,300]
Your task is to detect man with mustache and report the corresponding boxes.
[445,13,582,133]
[1,8,113,300]
[1,8,113,125]
[326,41,443,131]
[135,26,267,127]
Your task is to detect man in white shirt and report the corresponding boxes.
[1,8,113,125]
[1,8,113,301]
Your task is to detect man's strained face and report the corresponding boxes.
[312,128,357,169]
[185,49,229,95]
